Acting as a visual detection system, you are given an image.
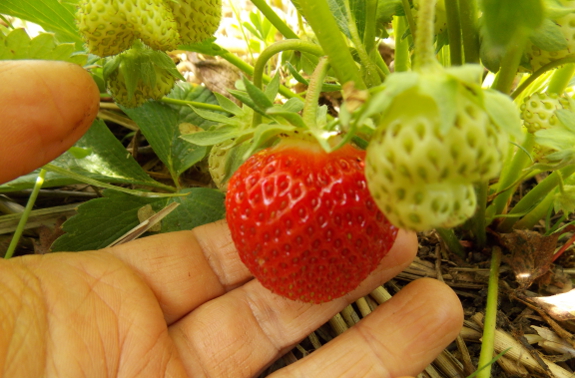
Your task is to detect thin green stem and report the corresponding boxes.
[459,0,480,63]
[218,50,299,100]
[342,0,382,87]
[497,164,575,232]
[43,163,181,197]
[302,57,330,129]
[298,0,366,89]
[492,31,528,94]
[393,16,410,72]
[513,189,555,230]
[547,63,575,95]
[476,246,502,378]
[436,228,465,258]
[445,0,463,66]
[401,0,417,43]
[363,0,378,55]
[253,40,324,90]
[249,0,299,40]
[511,55,575,99]
[486,133,535,221]
[472,181,488,250]
[413,0,440,71]
[4,169,47,259]
[160,98,225,112]
[251,39,323,126]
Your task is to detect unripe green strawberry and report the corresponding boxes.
[365,66,520,231]
[526,1,575,71]
[76,0,180,57]
[167,0,222,44]
[104,41,183,107]
[208,139,233,191]
[226,138,398,304]
[521,92,570,133]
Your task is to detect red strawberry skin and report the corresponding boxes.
[225,139,399,303]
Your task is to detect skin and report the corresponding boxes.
[0,60,464,378]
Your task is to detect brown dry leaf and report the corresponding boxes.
[193,58,241,104]
[532,289,575,322]
[33,217,67,254]
[497,229,559,289]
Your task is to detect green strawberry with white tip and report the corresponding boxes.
[76,0,180,57]
[167,0,222,44]
[365,65,521,231]
[104,41,184,107]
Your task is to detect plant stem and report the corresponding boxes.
[302,57,330,129]
[342,0,382,87]
[445,0,463,66]
[298,0,366,89]
[219,50,298,99]
[498,164,575,232]
[486,133,534,222]
[43,163,181,196]
[249,0,299,40]
[4,169,46,259]
[472,181,488,250]
[476,246,502,378]
[363,0,378,55]
[393,16,410,72]
[401,0,417,43]
[413,0,440,71]
[511,55,575,99]
[492,31,528,94]
[547,63,575,95]
[251,39,324,126]
[513,189,555,230]
[160,97,225,112]
[459,0,480,63]
[436,227,465,258]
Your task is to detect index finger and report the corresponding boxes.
[0,60,100,183]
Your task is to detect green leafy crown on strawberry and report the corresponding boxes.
[104,40,185,108]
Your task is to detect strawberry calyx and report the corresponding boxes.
[103,40,185,107]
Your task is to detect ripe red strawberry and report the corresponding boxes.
[225,138,398,304]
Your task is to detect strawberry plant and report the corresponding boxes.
[3,0,575,376]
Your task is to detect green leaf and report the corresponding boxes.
[152,188,225,232]
[418,74,458,135]
[556,109,575,132]
[51,190,158,252]
[122,102,205,182]
[178,39,229,56]
[264,72,281,102]
[481,0,544,48]
[554,185,575,216]
[214,93,244,116]
[482,89,524,141]
[242,76,274,110]
[0,119,166,192]
[0,0,83,46]
[530,19,568,52]
[190,105,239,126]
[180,127,251,146]
[0,28,86,64]
[51,188,225,252]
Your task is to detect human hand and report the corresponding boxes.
[0,60,463,378]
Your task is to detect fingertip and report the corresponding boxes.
[0,60,100,183]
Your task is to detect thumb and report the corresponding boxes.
[0,60,100,184]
